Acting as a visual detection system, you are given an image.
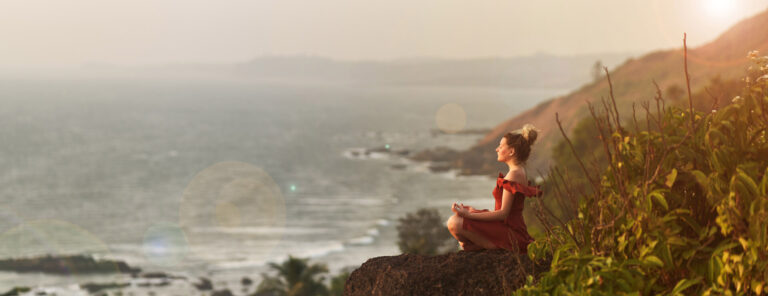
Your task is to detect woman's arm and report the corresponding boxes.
[460,189,514,221]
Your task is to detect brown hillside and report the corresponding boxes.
[461,8,768,176]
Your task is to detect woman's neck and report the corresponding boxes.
[506,161,520,171]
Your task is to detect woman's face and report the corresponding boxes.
[496,137,514,162]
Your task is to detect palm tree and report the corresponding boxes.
[253,255,329,296]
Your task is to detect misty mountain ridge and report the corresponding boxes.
[70,52,634,90]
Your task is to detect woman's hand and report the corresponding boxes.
[460,203,476,212]
[451,202,470,217]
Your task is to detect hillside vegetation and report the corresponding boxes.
[457,9,768,176]
[516,46,768,294]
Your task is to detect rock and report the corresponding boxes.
[367,146,390,153]
[0,255,140,275]
[409,146,459,162]
[344,250,549,296]
[79,282,130,294]
[394,149,410,156]
[139,271,186,280]
[0,287,30,296]
[211,289,234,296]
[194,277,214,291]
[389,164,407,170]
[241,277,253,286]
[428,162,452,172]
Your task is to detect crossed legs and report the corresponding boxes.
[445,214,498,251]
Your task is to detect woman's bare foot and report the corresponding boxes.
[460,241,483,252]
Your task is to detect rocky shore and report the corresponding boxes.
[0,255,140,275]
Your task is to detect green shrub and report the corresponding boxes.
[396,208,455,255]
[254,255,329,296]
[518,51,768,295]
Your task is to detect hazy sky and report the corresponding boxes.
[1,0,766,67]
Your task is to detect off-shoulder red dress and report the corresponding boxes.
[461,173,542,253]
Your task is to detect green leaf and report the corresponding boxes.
[670,277,702,295]
[691,170,708,187]
[665,168,678,188]
[643,255,664,268]
[650,191,669,211]
[760,166,768,195]
[735,168,760,196]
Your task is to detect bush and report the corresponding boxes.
[254,256,329,296]
[396,208,456,255]
[518,50,768,295]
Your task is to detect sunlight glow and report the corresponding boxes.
[705,0,734,18]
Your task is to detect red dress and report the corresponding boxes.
[461,173,542,253]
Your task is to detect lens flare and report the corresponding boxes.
[142,223,189,267]
[435,103,467,133]
[179,161,287,264]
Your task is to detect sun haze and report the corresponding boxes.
[1,0,766,68]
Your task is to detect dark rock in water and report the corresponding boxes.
[211,289,234,296]
[344,250,549,296]
[412,143,508,177]
[0,255,140,274]
[394,149,410,156]
[140,271,170,278]
[241,277,253,286]
[409,146,459,162]
[80,282,130,294]
[453,143,508,176]
[389,164,407,170]
[139,271,186,280]
[366,146,390,153]
[428,162,452,172]
[0,287,30,296]
[194,277,214,291]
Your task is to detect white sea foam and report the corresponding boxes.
[296,196,393,206]
[190,226,331,235]
[347,236,374,245]
[298,241,346,258]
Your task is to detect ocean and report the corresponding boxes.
[0,77,564,294]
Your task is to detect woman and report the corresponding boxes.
[445,124,542,253]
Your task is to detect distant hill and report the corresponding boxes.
[230,53,632,90]
[133,52,632,91]
[455,8,768,176]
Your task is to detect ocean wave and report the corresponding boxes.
[347,236,374,245]
[294,196,396,206]
[190,226,331,235]
[341,147,392,160]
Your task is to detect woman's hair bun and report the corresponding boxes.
[521,124,538,146]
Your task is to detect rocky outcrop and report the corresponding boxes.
[0,255,140,274]
[344,250,549,296]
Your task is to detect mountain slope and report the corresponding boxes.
[458,8,768,176]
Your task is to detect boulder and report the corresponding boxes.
[344,250,549,296]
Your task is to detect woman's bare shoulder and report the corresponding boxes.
[509,168,527,184]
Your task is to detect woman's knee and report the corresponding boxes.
[446,215,463,232]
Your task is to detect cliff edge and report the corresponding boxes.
[344,250,549,296]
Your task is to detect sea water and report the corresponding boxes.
[0,77,564,293]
